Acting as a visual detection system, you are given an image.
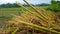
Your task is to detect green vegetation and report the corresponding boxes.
[47,0,60,12]
[0,3,20,8]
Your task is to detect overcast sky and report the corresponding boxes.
[0,0,51,4]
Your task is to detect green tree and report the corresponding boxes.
[0,3,20,8]
[47,0,60,12]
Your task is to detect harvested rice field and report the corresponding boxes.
[0,0,60,34]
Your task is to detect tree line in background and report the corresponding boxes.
[0,3,20,8]
[0,0,60,12]
[0,3,50,8]
[47,0,60,12]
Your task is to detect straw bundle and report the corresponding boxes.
[8,0,60,34]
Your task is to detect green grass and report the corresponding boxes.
[0,7,38,16]
[0,7,33,11]
[0,8,23,16]
[0,6,48,19]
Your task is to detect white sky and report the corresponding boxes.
[0,0,51,4]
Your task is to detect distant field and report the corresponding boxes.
[0,7,34,16]
[0,6,48,18]
[0,8,23,16]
